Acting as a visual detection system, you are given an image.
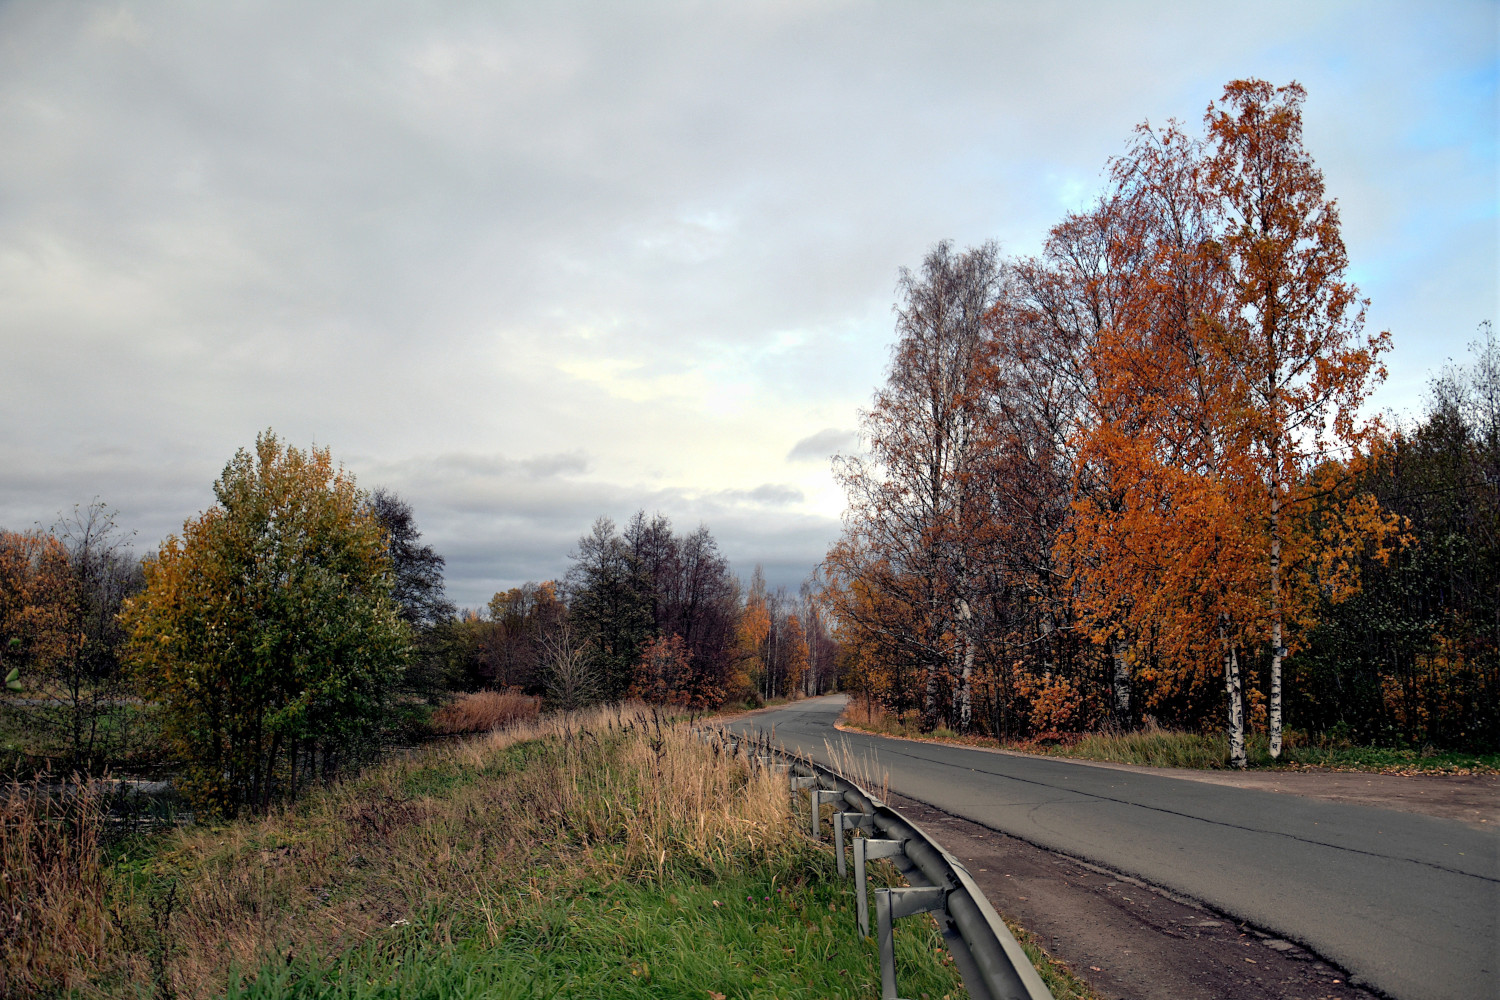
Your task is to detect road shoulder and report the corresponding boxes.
[888,791,1383,1000]
[835,721,1500,829]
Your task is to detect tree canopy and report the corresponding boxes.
[124,431,410,814]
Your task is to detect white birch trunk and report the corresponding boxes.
[1221,614,1247,769]
[1111,633,1131,724]
[1269,484,1284,758]
[955,597,973,732]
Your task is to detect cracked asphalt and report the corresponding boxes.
[729,695,1499,1000]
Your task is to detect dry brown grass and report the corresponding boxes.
[428,687,541,734]
[22,703,794,997]
[822,734,891,801]
[0,773,108,998]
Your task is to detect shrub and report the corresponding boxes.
[429,689,540,735]
[124,432,411,816]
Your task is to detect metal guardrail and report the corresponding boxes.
[697,726,1055,1000]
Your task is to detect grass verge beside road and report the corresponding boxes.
[840,701,1500,775]
[5,705,969,998]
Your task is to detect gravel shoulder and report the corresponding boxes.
[889,791,1385,1000]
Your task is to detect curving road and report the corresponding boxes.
[729,695,1498,1000]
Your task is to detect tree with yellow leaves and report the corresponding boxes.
[124,431,409,814]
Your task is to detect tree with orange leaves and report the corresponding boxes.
[0,530,74,694]
[1201,79,1395,756]
[782,613,810,696]
[1066,80,1396,765]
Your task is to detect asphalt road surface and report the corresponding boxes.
[729,695,1498,1000]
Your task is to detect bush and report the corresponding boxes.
[124,432,411,816]
[430,689,540,735]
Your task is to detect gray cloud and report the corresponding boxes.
[787,428,858,464]
[0,1,1492,610]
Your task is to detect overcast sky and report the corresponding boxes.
[2,0,1495,609]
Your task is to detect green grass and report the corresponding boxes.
[1271,741,1500,773]
[223,847,963,1000]
[20,708,972,998]
[0,698,171,778]
[1037,728,1499,773]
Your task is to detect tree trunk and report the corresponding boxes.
[1268,480,1285,758]
[923,655,940,728]
[1111,633,1131,726]
[954,597,973,732]
[1221,614,1246,769]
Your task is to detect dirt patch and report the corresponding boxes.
[1138,767,1499,829]
[887,792,1386,1000]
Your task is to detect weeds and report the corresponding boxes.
[10,704,968,998]
[0,771,108,997]
[428,688,541,735]
[1003,918,1104,1000]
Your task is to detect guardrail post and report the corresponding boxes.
[875,887,898,999]
[854,837,908,937]
[833,811,874,877]
[809,789,837,839]
[789,774,816,830]
[765,740,1055,1000]
[875,885,948,1000]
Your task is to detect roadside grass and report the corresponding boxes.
[0,771,109,996]
[428,687,541,736]
[223,860,956,1000]
[839,700,1500,775]
[8,704,970,998]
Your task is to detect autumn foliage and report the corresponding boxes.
[123,432,411,814]
[826,80,1492,760]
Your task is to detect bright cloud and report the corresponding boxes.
[1,0,1493,607]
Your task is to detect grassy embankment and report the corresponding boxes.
[840,700,1500,775]
[4,704,980,999]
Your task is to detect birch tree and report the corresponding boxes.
[1203,80,1394,757]
[834,241,1004,729]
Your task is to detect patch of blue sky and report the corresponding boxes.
[1402,63,1498,161]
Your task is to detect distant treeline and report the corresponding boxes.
[424,513,838,711]
[1,433,839,815]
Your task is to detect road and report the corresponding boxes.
[729,695,1499,1000]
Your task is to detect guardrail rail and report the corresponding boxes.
[695,726,1055,1000]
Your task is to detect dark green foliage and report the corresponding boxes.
[125,433,412,815]
[564,513,742,706]
[565,517,655,701]
[368,489,454,631]
[1295,327,1500,749]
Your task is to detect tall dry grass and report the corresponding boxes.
[0,773,107,997]
[28,703,792,997]
[428,687,541,734]
[823,734,891,801]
